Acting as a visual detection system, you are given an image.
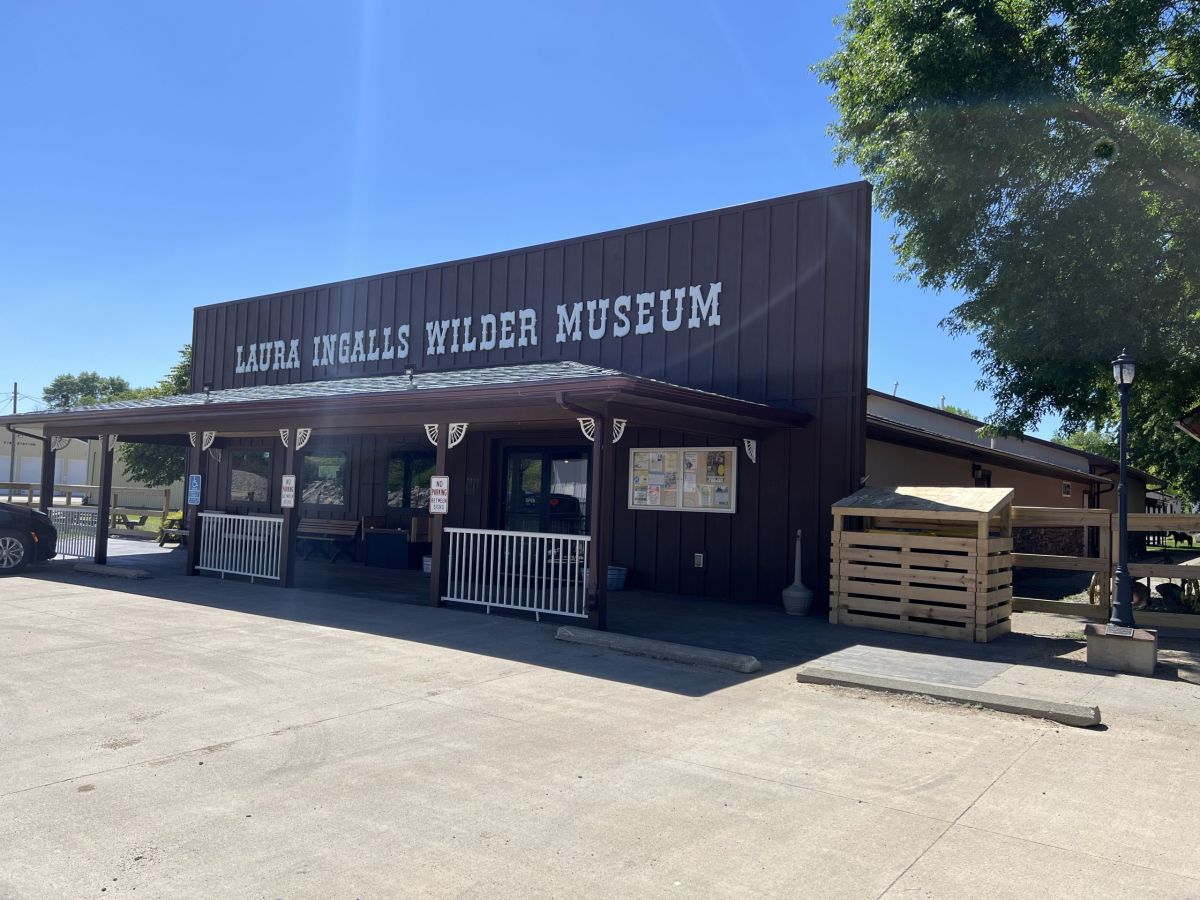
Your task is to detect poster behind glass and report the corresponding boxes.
[629,447,735,513]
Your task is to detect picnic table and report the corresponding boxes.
[158,513,189,546]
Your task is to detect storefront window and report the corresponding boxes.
[503,447,589,534]
[230,450,271,504]
[301,451,347,506]
[387,450,435,509]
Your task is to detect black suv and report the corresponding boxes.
[0,502,57,574]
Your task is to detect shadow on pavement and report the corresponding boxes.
[22,537,1177,697]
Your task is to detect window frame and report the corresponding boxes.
[228,448,273,508]
[386,449,436,511]
[299,449,349,510]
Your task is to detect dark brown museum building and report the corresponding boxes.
[4,182,870,628]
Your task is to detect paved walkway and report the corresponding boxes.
[5,549,1198,896]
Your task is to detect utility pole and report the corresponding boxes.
[7,383,15,500]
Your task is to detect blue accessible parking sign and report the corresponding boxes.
[187,474,202,506]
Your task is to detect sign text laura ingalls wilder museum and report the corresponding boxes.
[232,282,723,375]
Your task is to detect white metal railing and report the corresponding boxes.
[444,527,590,619]
[48,508,99,559]
[197,512,282,581]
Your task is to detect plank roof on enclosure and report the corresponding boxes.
[832,486,1015,518]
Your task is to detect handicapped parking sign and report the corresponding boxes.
[187,474,202,506]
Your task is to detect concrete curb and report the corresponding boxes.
[556,626,761,673]
[73,563,151,580]
[795,666,1101,728]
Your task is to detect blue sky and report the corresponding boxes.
[0,2,1039,431]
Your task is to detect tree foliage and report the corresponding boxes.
[941,403,977,418]
[818,0,1200,498]
[42,347,192,490]
[1054,426,1119,461]
[42,372,131,409]
[117,346,192,489]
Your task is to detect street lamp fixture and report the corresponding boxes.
[1110,350,1136,629]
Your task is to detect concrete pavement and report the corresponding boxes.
[1,565,1199,898]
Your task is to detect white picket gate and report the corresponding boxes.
[443,527,590,619]
[197,512,283,581]
[48,508,99,559]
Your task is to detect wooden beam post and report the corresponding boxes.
[94,436,114,565]
[428,422,449,607]
[38,439,55,512]
[279,429,298,588]
[586,414,612,630]
[184,445,206,576]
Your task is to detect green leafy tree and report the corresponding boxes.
[941,403,977,419]
[118,346,192,488]
[1055,427,1119,461]
[818,0,1200,499]
[42,372,131,409]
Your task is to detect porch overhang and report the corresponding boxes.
[0,362,810,440]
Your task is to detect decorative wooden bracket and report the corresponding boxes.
[295,428,312,450]
[743,438,757,464]
[424,424,468,448]
[578,418,627,443]
[188,431,216,451]
[279,428,290,448]
[105,434,119,452]
[49,436,72,453]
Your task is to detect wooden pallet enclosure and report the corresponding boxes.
[830,487,1014,642]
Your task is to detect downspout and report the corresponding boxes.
[555,390,608,421]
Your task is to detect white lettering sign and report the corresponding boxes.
[231,282,721,377]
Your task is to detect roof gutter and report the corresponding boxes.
[5,425,45,443]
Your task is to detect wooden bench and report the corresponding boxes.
[297,518,361,562]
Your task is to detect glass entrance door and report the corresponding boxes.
[503,447,590,535]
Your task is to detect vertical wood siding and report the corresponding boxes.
[191,183,871,603]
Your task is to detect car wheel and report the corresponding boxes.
[0,530,32,575]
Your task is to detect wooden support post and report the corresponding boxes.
[279,429,298,588]
[830,511,844,625]
[586,413,612,630]
[162,488,170,522]
[184,445,206,576]
[38,439,55,512]
[974,517,990,643]
[94,435,114,565]
[428,422,449,607]
[1099,512,1113,614]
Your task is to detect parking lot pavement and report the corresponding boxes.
[2,572,1200,898]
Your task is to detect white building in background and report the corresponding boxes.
[2,425,183,509]
[1,425,89,490]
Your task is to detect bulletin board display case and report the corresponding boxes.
[628,447,736,514]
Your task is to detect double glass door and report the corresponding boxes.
[503,448,590,535]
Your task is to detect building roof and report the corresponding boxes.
[0,361,809,439]
[866,415,1112,486]
[867,387,1153,484]
[1177,404,1200,445]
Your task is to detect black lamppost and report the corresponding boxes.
[1110,350,1137,629]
